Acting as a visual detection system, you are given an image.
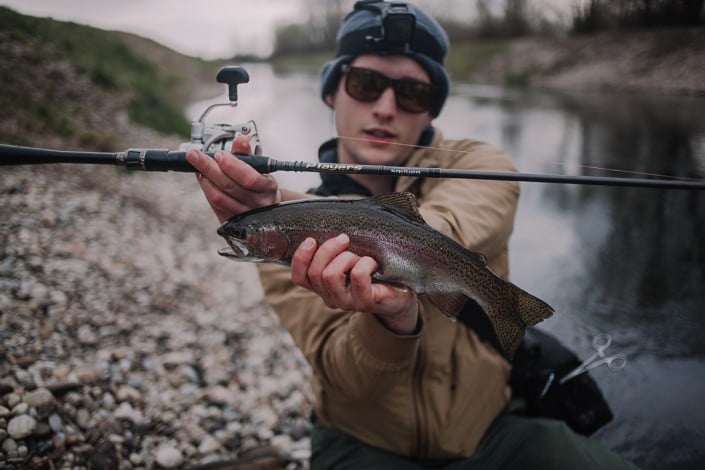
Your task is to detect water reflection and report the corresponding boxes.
[449,86,705,468]
[190,65,705,468]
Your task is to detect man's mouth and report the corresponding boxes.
[364,128,396,142]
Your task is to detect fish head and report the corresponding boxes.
[217,218,290,263]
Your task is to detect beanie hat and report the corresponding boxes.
[320,0,450,117]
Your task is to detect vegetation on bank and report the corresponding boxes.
[0,6,217,147]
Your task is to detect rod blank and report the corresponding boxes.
[2,143,704,190]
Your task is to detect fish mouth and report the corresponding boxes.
[218,239,251,259]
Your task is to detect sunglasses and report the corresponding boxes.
[341,65,436,114]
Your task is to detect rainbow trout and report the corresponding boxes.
[217,192,553,357]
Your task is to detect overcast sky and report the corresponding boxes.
[0,0,570,59]
[0,0,307,59]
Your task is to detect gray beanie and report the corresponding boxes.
[320,0,450,117]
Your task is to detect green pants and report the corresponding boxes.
[311,415,639,469]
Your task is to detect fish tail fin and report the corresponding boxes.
[511,283,555,326]
[495,283,554,357]
[427,282,553,358]
[466,283,554,359]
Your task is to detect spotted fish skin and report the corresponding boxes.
[217,192,554,357]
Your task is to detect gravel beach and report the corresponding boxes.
[0,135,313,468]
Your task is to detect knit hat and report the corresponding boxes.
[320,0,450,117]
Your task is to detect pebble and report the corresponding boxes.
[7,414,37,439]
[1,164,314,467]
[24,387,57,417]
[198,434,221,454]
[48,413,63,432]
[155,443,184,468]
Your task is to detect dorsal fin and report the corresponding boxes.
[372,192,427,224]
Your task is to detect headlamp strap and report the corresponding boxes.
[352,1,416,54]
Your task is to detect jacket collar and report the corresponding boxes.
[307,127,440,197]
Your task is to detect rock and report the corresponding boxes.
[75,408,91,429]
[77,324,98,346]
[8,414,38,439]
[2,437,18,455]
[4,393,21,408]
[155,443,184,468]
[24,387,57,417]
[45,381,83,396]
[116,384,143,403]
[74,367,98,383]
[48,413,63,433]
[12,402,29,415]
[198,434,221,454]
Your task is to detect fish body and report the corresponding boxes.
[217,192,553,357]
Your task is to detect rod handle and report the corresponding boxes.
[120,149,275,173]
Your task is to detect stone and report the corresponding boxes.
[24,387,57,417]
[155,443,184,468]
[198,434,221,454]
[7,414,37,439]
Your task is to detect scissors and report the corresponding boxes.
[559,333,627,384]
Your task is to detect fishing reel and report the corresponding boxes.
[179,66,262,156]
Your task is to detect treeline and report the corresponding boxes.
[573,0,705,32]
[271,0,704,57]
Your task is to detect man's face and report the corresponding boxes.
[327,54,434,166]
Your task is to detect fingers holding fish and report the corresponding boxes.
[292,234,351,299]
[321,252,364,306]
[348,257,418,332]
[291,237,318,290]
[291,235,419,334]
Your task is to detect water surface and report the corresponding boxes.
[189,64,705,469]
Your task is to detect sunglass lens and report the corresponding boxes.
[395,81,433,113]
[344,66,434,114]
[346,68,385,102]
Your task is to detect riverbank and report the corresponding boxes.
[1,151,314,468]
[454,27,705,96]
[2,16,704,468]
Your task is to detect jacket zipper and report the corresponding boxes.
[412,345,429,459]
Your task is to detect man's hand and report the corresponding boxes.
[186,143,280,223]
[291,234,419,335]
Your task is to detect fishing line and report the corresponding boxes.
[337,135,703,183]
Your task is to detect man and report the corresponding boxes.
[187,1,638,468]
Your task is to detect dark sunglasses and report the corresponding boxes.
[341,65,436,114]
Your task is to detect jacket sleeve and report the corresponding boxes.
[257,263,421,399]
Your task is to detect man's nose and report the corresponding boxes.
[372,86,397,116]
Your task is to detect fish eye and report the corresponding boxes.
[230,227,245,239]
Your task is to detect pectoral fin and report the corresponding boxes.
[426,292,467,320]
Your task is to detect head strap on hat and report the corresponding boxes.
[338,1,445,63]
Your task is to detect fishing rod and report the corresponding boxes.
[3,66,704,190]
[2,143,705,190]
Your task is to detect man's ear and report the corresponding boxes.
[324,93,335,108]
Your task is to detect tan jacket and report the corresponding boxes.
[257,129,520,459]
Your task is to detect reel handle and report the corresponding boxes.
[216,66,249,102]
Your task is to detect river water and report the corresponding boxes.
[188,63,705,469]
